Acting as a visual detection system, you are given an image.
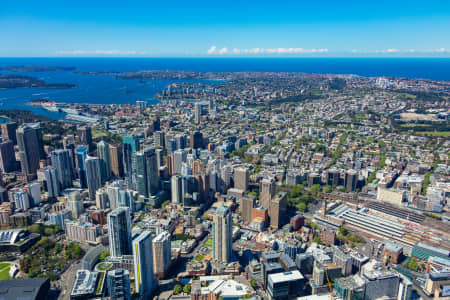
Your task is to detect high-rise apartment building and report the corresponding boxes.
[107,269,131,300]
[133,231,154,299]
[153,231,171,279]
[108,207,132,258]
[133,147,158,198]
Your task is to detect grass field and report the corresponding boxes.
[400,123,432,128]
[0,263,11,281]
[416,131,450,138]
[205,238,213,248]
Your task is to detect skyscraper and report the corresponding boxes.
[133,231,155,299]
[154,131,165,148]
[86,157,102,201]
[260,178,275,210]
[42,166,59,198]
[213,204,232,263]
[51,149,73,191]
[153,231,171,279]
[66,190,83,219]
[78,126,93,150]
[14,189,30,210]
[1,122,17,144]
[16,124,42,178]
[109,144,124,178]
[123,135,139,188]
[0,140,17,173]
[269,191,287,229]
[194,102,202,124]
[234,167,249,191]
[241,196,254,224]
[345,169,358,192]
[97,140,111,182]
[155,148,164,170]
[76,145,89,188]
[189,131,203,149]
[171,175,182,204]
[27,182,41,206]
[173,149,186,175]
[107,268,131,300]
[108,207,132,258]
[133,147,159,199]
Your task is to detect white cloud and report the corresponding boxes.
[433,47,448,53]
[218,47,228,55]
[207,46,217,54]
[56,49,147,56]
[207,46,328,55]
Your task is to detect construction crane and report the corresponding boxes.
[324,268,333,300]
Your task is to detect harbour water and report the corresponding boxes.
[1,57,449,119]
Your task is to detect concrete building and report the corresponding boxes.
[153,231,171,279]
[66,190,84,219]
[234,167,249,191]
[240,196,254,224]
[65,221,100,243]
[171,175,182,204]
[213,205,232,263]
[267,270,304,300]
[269,191,287,230]
[260,178,275,211]
[194,102,202,124]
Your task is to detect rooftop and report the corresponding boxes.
[269,270,304,283]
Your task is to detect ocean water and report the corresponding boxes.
[0,57,449,119]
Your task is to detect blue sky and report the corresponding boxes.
[1,0,450,57]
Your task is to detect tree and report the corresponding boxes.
[324,185,333,193]
[339,227,348,236]
[311,184,321,193]
[99,250,110,262]
[183,284,191,294]
[313,236,322,244]
[173,284,182,295]
[251,279,257,288]
[296,202,306,212]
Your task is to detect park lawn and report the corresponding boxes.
[0,263,10,270]
[205,238,213,248]
[0,263,11,281]
[416,131,450,138]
